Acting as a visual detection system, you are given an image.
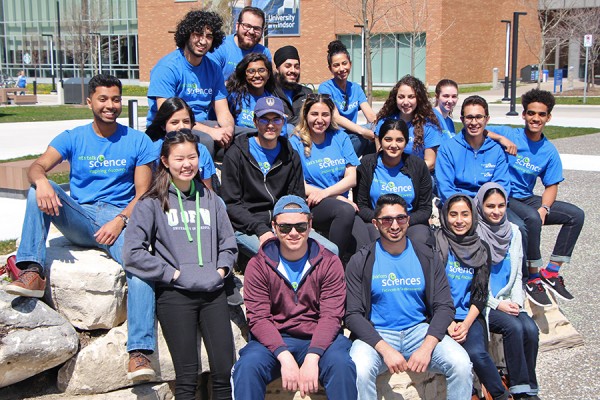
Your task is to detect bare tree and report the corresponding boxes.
[520,0,576,88]
[560,7,600,88]
[64,0,104,104]
[334,0,402,102]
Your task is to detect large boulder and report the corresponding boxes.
[0,290,79,388]
[44,236,127,331]
[58,306,247,395]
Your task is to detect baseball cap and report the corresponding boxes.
[273,195,310,217]
[254,96,285,118]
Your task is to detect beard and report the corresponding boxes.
[277,72,301,91]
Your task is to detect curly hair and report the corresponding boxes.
[174,10,225,52]
[326,40,351,67]
[294,94,338,158]
[146,97,195,142]
[225,53,278,116]
[376,75,440,152]
[521,88,555,113]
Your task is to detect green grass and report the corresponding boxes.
[0,105,149,123]
[495,97,600,105]
[0,239,17,255]
[27,83,148,97]
[0,154,41,163]
[452,122,599,139]
[48,171,70,184]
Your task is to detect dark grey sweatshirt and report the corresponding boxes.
[123,182,238,292]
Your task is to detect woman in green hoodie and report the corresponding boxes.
[124,129,238,400]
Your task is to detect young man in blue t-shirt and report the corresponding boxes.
[147,10,235,152]
[488,89,585,307]
[207,6,272,82]
[5,74,158,380]
[345,194,472,399]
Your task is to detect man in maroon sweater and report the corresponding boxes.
[231,195,357,399]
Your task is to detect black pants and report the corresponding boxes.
[156,287,235,400]
[311,197,371,259]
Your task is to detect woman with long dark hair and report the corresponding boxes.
[375,75,442,171]
[319,40,377,157]
[290,93,369,262]
[226,52,286,134]
[124,129,237,400]
[355,118,431,241]
[476,182,540,399]
[146,97,216,189]
[436,194,511,400]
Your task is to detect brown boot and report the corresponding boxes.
[127,351,156,381]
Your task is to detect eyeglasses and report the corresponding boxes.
[275,222,309,234]
[525,110,548,117]
[462,114,487,123]
[246,67,268,76]
[376,214,409,227]
[257,117,284,125]
[239,22,263,34]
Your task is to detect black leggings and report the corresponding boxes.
[156,287,235,400]
[311,197,371,259]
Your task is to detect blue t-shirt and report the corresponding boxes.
[17,75,26,88]
[152,138,215,180]
[490,253,512,298]
[445,252,474,321]
[206,34,272,82]
[249,136,282,175]
[289,131,360,197]
[280,252,310,291]
[50,123,155,208]
[487,125,564,199]
[318,79,367,124]
[374,113,442,159]
[370,240,427,331]
[146,49,228,126]
[370,157,415,211]
[433,108,456,141]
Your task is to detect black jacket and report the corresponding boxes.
[355,152,432,226]
[221,133,305,237]
[344,234,455,348]
[273,83,313,125]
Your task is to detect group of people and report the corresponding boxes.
[3,6,586,400]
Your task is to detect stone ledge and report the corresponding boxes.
[0,160,70,199]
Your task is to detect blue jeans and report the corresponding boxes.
[488,309,539,396]
[235,230,339,257]
[349,322,473,400]
[461,319,508,399]
[509,196,584,268]
[16,182,156,352]
[347,129,376,158]
[232,334,357,400]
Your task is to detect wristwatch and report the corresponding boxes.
[116,213,129,226]
[541,205,550,215]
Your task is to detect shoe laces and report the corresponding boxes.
[16,270,40,284]
[130,352,150,368]
[528,281,545,292]
[556,275,566,287]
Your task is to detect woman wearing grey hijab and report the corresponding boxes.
[477,183,540,399]
[436,193,510,400]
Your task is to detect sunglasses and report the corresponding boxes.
[376,215,409,227]
[307,93,331,101]
[257,117,284,125]
[274,222,309,234]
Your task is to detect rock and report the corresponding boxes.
[0,290,79,388]
[44,236,127,331]
[525,295,584,352]
[58,305,248,395]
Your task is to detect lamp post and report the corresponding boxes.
[500,20,511,101]
[89,32,102,75]
[354,24,365,93]
[41,34,56,93]
[507,11,527,116]
[56,0,63,87]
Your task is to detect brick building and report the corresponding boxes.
[138,0,541,87]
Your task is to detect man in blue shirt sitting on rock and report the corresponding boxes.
[5,74,159,381]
